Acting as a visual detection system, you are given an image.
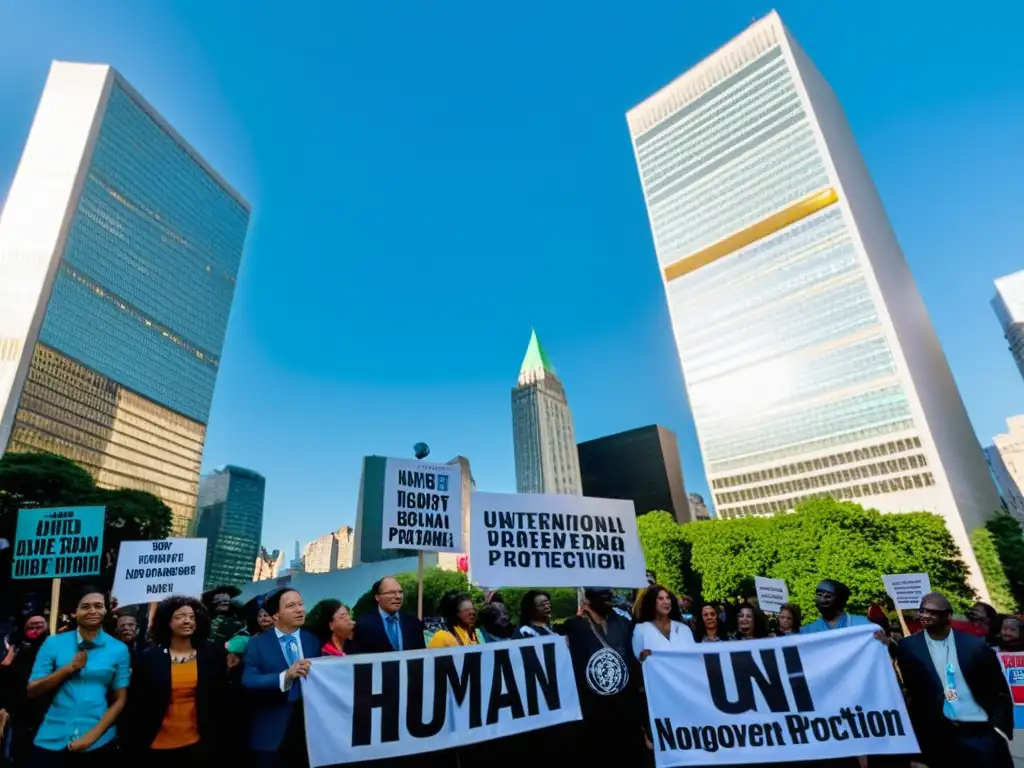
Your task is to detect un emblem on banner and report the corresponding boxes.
[586,648,629,696]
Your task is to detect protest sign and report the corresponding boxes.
[302,636,581,765]
[754,576,788,613]
[999,652,1024,729]
[381,457,462,553]
[469,492,647,588]
[882,573,930,611]
[111,538,207,605]
[12,506,105,579]
[644,625,918,766]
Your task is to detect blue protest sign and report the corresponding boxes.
[13,506,106,579]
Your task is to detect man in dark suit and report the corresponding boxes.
[352,576,426,654]
[242,588,321,768]
[897,591,1013,767]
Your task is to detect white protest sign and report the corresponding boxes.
[469,491,647,588]
[644,625,918,766]
[111,538,207,606]
[882,573,931,611]
[302,636,581,765]
[754,576,789,613]
[381,457,462,553]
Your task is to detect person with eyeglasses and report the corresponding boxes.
[352,576,426,654]
[26,585,130,766]
[801,580,872,633]
[897,592,1013,767]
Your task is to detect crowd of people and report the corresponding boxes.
[0,575,1019,768]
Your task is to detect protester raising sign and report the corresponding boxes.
[644,625,918,766]
[469,492,647,588]
[381,457,463,553]
[882,573,930,611]
[754,576,788,613]
[302,636,581,765]
[12,506,105,579]
[111,538,207,606]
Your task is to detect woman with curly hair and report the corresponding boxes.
[732,602,770,640]
[127,596,227,762]
[307,599,355,656]
[428,592,485,647]
[631,584,694,662]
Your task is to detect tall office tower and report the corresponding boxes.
[0,62,250,534]
[626,12,998,595]
[985,416,1024,522]
[577,425,690,521]
[512,330,582,495]
[192,465,265,588]
[688,493,711,521]
[993,272,1024,382]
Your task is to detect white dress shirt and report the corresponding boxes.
[632,620,695,661]
[275,626,305,692]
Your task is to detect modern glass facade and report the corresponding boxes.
[0,63,250,534]
[626,11,998,579]
[192,465,266,589]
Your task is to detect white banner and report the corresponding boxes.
[302,637,581,766]
[381,457,463,553]
[644,626,918,766]
[882,573,930,611]
[469,492,647,588]
[111,538,207,606]
[754,576,788,613]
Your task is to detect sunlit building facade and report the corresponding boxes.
[0,62,250,533]
[627,12,998,594]
[993,271,1024,383]
[985,416,1024,522]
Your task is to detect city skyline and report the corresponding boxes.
[1,3,1021,554]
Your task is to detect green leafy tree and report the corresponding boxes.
[970,513,1024,613]
[88,488,173,581]
[488,587,579,625]
[637,511,693,597]
[0,452,97,539]
[972,526,1017,613]
[351,568,484,618]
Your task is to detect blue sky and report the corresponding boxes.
[1,2,1022,555]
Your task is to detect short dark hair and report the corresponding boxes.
[264,588,299,617]
[151,597,209,649]
[73,585,107,610]
[637,584,682,624]
[820,579,852,609]
[518,590,550,626]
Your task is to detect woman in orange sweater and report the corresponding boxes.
[128,597,227,764]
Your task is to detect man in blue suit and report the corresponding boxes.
[242,588,321,768]
[352,576,426,654]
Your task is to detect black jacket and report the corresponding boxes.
[897,629,1013,739]
[352,610,425,654]
[127,641,227,751]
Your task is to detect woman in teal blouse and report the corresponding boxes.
[27,585,131,765]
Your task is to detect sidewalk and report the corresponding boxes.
[1013,731,1024,767]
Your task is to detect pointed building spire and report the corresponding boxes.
[519,328,556,380]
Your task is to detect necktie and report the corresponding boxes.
[283,636,301,702]
[386,615,401,650]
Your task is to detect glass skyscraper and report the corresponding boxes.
[0,62,250,533]
[192,465,266,588]
[627,13,998,596]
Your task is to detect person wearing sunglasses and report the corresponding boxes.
[897,591,1013,767]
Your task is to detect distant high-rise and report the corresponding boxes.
[688,493,711,521]
[577,425,690,521]
[626,12,998,595]
[0,62,250,534]
[192,465,265,588]
[985,416,1024,522]
[253,546,284,582]
[302,525,355,573]
[993,272,1024,381]
[512,330,582,495]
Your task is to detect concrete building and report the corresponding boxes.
[577,425,691,522]
[689,492,711,521]
[512,330,582,495]
[985,416,1024,522]
[253,546,285,581]
[192,465,265,588]
[302,525,355,573]
[0,62,250,534]
[993,272,1024,382]
[626,12,998,596]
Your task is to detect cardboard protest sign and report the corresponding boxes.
[469,492,647,588]
[13,506,105,579]
[754,576,789,613]
[111,538,207,605]
[303,637,580,765]
[999,652,1024,729]
[882,573,930,611]
[381,458,462,553]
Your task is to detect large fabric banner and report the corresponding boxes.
[644,626,918,766]
[303,637,581,766]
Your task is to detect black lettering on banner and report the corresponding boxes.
[352,661,401,746]
[706,647,815,715]
[486,649,525,724]
[481,508,629,572]
[405,653,483,738]
[520,642,560,714]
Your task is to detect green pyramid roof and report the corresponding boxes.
[519,329,556,376]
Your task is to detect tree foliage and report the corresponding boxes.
[640,499,977,616]
[971,513,1024,613]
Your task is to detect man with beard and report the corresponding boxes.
[558,588,646,761]
[898,592,1013,767]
